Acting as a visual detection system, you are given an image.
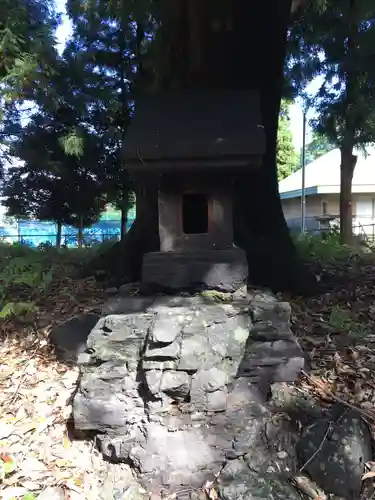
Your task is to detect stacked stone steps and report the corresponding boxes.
[73,290,306,497]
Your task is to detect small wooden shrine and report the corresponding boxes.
[123,90,265,290]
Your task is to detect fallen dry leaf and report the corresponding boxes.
[0,271,114,499]
[207,487,219,500]
[1,486,28,500]
[362,471,375,480]
[285,255,375,422]
[1,250,375,499]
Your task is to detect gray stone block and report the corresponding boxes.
[273,356,305,382]
[206,389,227,412]
[297,409,373,499]
[102,296,154,316]
[193,367,228,393]
[142,360,177,370]
[251,300,292,324]
[145,370,163,395]
[144,340,181,361]
[74,393,129,432]
[142,249,248,292]
[160,371,191,399]
[178,334,209,371]
[73,289,309,497]
[152,314,182,344]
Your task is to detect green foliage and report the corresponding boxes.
[22,494,37,500]
[0,1,59,173]
[305,132,335,164]
[1,256,53,290]
[328,306,352,330]
[0,0,59,108]
[2,106,107,232]
[0,301,38,319]
[328,305,368,338]
[59,129,85,157]
[277,100,299,180]
[0,241,115,319]
[288,0,375,150]
[199,290,233,303]
[0,453,17,480]
[62,0,143,205]
[0,248,54,318]
[288,0,375,242]
[294,231,357,263]
[1,0,138,234]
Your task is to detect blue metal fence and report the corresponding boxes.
[0,218,135,247]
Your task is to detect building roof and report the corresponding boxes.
[123,90,265,170]
[279,146,375,199]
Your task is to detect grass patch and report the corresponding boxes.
[294,231,359,264]
[328,305,368,338]
[0,241,114,320]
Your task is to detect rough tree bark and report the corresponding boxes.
[85,177,159,283]
[78,216,84,248]
[120,207,128,241]
[339,0,358,245]
[340,147,357,245]
[228,0,316,294]
[84,0,317,294]
[56,221,62,248]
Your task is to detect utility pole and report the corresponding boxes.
[301,107,307,233]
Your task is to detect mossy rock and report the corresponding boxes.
[199,290,233,303]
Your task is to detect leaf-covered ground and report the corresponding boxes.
[284,254,375,422]
[1,240,375,499]
[0,244,137,500]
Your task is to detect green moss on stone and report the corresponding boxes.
[199,290,233,303]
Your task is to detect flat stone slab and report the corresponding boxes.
[141,248,248,292]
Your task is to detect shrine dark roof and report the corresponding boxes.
[123,90,265,170]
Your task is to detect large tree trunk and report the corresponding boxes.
[83,0,317,294]
[231,0,316,294]
[339,0,358,246]
[175,0,316,294]
[82,177,159,284]
[78,216,84,248]
[120,207,128,241]
[56,221,62,248]
[340,147,357,245]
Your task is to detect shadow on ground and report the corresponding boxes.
[50,312,100,365]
